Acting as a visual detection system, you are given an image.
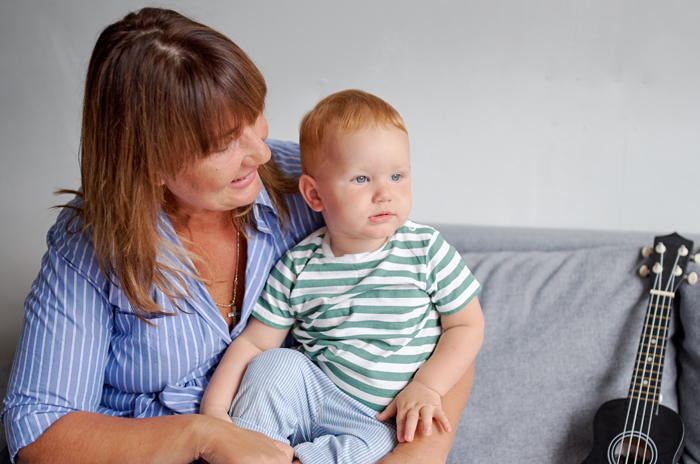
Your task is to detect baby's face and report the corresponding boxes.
[314,125,412,253]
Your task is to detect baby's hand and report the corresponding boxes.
[376,380,451,443]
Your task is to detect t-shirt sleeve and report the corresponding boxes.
[252,250,298,329]
[425,229,481,316]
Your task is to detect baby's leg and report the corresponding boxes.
[293,383,397,464]
[229,348,397,464]
[229,348,313,444]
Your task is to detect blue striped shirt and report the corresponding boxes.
[0,140,323,461]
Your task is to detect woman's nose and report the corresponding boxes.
[241,115,270,163]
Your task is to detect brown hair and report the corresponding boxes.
[299,89,406,175]
[59,8,295,318]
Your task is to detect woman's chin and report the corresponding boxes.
[228,176,262,209]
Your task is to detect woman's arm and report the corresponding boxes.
[6,224,292,464]
[16,410,293,464]
[376,363,475,464]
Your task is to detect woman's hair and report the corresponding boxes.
[60,8,296,318]
[299,89,406,176]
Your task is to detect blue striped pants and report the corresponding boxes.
[229,348,398,464]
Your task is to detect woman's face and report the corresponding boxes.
[163,114,271,215]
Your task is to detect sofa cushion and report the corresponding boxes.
[678,268,700,464]
[447,244,685,463]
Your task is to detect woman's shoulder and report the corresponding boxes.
[264,139,325,237]
[266,139,302,177]
[47,196,105,281]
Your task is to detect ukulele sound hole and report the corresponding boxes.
[609,433,656,464]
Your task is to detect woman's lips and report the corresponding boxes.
[229,167,258,189]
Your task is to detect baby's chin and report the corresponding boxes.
[360,226,401,243]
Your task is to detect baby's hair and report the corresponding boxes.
[299,89,406,175]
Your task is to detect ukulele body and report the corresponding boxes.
[581,398,684,464]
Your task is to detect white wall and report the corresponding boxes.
[2,0,700,364]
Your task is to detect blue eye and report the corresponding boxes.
[355,176,368,184]
[391,174,401,181]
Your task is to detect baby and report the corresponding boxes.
[201,89,484,464]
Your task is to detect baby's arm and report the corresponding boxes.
[377,296,484,442]
[200,318,290,422]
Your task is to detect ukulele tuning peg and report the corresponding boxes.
[653,262,663,274]
[679,245,689,257]
[687,272,698,285]
[656,242,667,254]
[641,246,653,258]
[639,265,650,277]
[674,265,683,277]
[692,254,700,265]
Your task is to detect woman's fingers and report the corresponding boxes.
[273,439,295,461]
[197,418,294,464]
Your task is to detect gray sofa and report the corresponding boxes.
[2,224,699,463]
[439,225,700,463]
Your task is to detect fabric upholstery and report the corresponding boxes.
[678,268,700,464]
[445,245,683,462]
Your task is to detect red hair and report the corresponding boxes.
[299,89,406,175]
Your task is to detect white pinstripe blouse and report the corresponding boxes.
[1,140,323,460]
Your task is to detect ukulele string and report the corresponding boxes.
[622,268,660,464]
[633,290,663,463]
[622,246,666,464]
[640,250,679,462]
[624,247,680,464]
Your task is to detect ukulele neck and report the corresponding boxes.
[627,232,692,412]
[627,289,673,407]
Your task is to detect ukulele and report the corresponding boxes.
[581,232,696,464]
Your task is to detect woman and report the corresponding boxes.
[1,8,474,464]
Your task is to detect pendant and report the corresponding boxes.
[227,306,237,318]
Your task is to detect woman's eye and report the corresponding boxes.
[391,174,401,181]
[212,135,236,155]
[211,143,229,155]
[355,176,368,184]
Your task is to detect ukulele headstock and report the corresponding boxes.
[640,233,695,293]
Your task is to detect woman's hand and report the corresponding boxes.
[195,416,294,464]
[16,411,293,464]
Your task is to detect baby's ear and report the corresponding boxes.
[298,174,324,212]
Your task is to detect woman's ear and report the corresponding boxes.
[298,174,324,212]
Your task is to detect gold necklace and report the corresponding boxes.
[214,230,239,320]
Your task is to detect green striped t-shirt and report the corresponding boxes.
[253,220,481,411]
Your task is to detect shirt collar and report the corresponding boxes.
[251,180,279,236]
